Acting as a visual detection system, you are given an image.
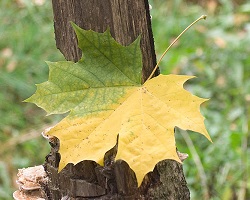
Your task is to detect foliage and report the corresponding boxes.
[0,1,62,199]
[150,0,250,199]
[0,0,249,199]
[26,24,211,185]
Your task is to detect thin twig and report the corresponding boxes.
[238,102,249,200]
[180,130,210,200]
[0,124,52,156]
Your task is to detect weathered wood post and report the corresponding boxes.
[44,0,190,199]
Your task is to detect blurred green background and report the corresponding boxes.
[0,0,249,199]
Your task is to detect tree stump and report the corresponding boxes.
[43,1,190,199]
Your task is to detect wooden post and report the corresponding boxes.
[51,0,158,83]
[43,0,190,199]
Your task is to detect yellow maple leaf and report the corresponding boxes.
[47,74,210,186]
[26,24,211,186]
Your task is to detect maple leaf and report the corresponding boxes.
[26,23,211,186]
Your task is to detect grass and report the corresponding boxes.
[0,1,63,199]
[0,0,249,199]
[150,0,250,199]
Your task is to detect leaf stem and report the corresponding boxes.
[146,15,207,82]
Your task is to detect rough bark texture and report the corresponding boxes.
[44,0,190,199]
[51,0,158,83]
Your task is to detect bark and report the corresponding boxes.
[44,0,190,199]
[51,0,158,83]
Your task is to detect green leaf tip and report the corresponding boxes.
[25,21,143,117]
